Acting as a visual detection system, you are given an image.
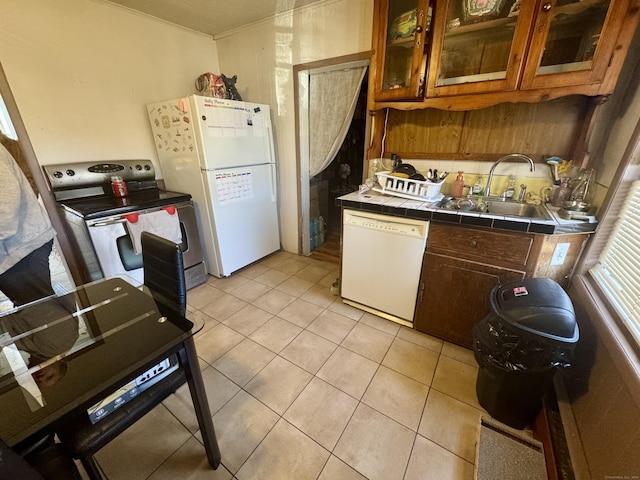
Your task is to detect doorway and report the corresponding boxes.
[294,52,371,262]
[309,74,368,262]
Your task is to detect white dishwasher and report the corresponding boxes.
[341,209,429,326]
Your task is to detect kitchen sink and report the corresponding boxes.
[483,201,552,220]
[437,197,552,220]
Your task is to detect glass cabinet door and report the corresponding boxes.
[521,0,619,90]
[373,0,432,101]
[426,0,536,97]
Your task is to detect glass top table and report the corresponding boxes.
[0,276,219,469]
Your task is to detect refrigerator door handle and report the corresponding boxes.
[269,164,277,203]
[265,124,277,203]
[266,124,275,164]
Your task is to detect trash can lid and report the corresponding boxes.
[490,278,579,345]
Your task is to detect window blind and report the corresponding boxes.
[591,180,640,344]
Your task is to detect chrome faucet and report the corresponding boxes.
[485,154,535,199]
[518,184,527,202]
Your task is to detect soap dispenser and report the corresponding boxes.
[452,171,464,197]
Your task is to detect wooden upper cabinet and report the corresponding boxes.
[371,0,432,102]
[426,0,537,98]
[519,0,633,92]
[370,0,640,110]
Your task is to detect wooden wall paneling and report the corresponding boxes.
[464,103,540,154]
[384,108,465,157]
[569,335,620,478]
[565,280,640,479]
[567,335,606,424]
[374,96,590,161]
[577,355,640,480]
[569,96,607,166]
[463,97,587,158]
[459,110,473,157]
[614,430,640,479]
[368,109,386,159]
[596,386,640,478]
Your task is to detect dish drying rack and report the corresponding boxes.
[374,171,444,201]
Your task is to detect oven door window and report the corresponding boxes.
[116,235,142,271]
[87,222,144,284]
[116,223,187,271]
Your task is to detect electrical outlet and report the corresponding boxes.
[551,243,570,266]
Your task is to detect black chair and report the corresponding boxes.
[1,439,44,479]
[55,232,188,479]
[141,231,187,317]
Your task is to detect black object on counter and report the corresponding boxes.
[472,278,578,429]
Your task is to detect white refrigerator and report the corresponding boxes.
[147,95,280,277]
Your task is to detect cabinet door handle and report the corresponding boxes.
[542,2,552,12]
[415,25,423,34]
[469,240,478,248]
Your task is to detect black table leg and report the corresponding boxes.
[180,337,221,469]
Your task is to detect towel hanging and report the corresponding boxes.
[125,207,182,254]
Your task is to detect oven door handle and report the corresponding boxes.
[90,218,127,227]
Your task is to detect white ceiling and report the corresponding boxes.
[105,0,326,37]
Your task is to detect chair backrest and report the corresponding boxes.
[141,231,186,316]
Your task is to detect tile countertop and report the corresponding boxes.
[335,190,598,235]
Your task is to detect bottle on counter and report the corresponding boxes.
[568,168,585,191]
[369,158,383,179]
[472,174,484,195]
[111,176,128,198]
[550,177,572,207]
[502,175,516,199]
[452,171,464,197]
[570,167,595,206]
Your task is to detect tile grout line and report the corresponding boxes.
[190,255,481,479]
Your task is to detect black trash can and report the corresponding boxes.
[472,278,578,429]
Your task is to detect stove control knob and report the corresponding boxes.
[135,164,142,170]
[144,165,151,171]
[65,169,76,176]
[52,171,63,178]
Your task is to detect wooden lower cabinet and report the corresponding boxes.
[415,253,525,348]
[414,223,589,348]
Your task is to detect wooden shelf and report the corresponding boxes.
[445,15,517,37]
[387,36,415,47]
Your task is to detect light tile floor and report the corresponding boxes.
[91,251,486,480]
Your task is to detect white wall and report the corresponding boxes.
[0,0,219,172]
[215,0,374,253]
[588,30,640,187]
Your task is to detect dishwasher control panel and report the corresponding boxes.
[344,211,429,239]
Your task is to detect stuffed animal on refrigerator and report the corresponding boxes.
[195,73,226,98]
[221,74,242,101]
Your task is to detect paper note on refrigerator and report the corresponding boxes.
[205,104,250,137]
[216,170,254,205]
